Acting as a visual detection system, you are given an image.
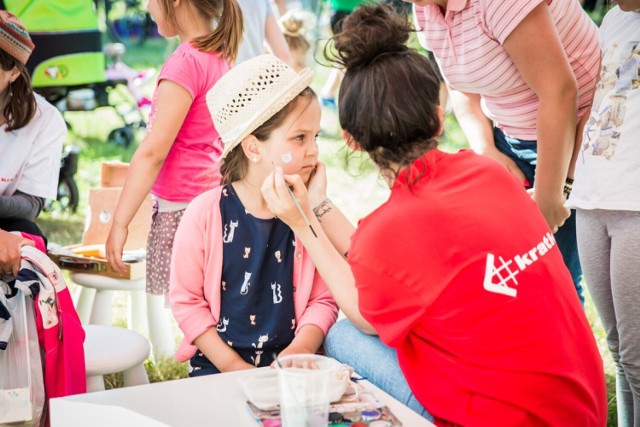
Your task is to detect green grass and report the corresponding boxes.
[36,33,619,425]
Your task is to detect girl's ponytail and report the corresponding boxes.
[192,0,244,62]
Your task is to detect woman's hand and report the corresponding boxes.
[307,162,328,209]
[0,230,34,277]
[261,166,312,230]
[529,189,570,233]
[105,224,128,275]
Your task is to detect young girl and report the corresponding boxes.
[0,11,66,243]
[567,2,640,424]
[169,54,338,375]
[105,1,242,303]
[280,10,312,72]
[262,5,607,425]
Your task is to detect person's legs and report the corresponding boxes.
[493,127,584,304]
[608,210,640,426]
[577,209,633,426]
[323,319,433,420]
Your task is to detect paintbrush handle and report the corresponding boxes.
[286,186,318,238]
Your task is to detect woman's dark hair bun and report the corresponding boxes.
[330,3,412,70]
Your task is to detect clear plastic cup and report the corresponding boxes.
[276,354,335,427]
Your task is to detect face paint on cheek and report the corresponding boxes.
[280,151,292,164]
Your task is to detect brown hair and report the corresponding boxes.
[220,87,316,184]
[327,4,441,183]
[0,49,36,132]
[159,0,244,62]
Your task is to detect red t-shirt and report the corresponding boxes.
[349,150,607,426]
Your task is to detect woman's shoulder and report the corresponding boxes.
[32,94,65,128]
[34,93,61,117]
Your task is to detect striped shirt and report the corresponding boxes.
[414,0,600,140]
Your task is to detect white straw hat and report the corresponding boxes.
[207,54,313,159]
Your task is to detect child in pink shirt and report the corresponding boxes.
[106,0,243,304]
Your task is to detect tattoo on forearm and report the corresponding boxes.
[312,198,332,221]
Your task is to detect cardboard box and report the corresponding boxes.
[49,245,146,280]
[50,185,152,280]
[101,161,129,188]
[83,187,152,251]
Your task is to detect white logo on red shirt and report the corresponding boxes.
[483,232,556,298]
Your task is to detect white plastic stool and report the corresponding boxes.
[71,272,175,358]
[84,325,150,392]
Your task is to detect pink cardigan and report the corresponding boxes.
[170,186,339,362]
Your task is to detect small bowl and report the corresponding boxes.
[238,361,354,410]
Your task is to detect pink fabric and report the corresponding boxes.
[149,42,230,202]
[19,247,86,425]
[414,0,600,140]
[170,187,338,363]
[19,231,45,253]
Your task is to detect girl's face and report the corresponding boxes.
[612,0,640,11]
[260,97,321,185]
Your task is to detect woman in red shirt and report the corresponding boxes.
[261,4,607,426]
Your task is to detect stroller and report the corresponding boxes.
[4,0,150,148]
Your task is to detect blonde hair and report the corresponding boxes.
[158,0,244,62]
[280,12,310,55]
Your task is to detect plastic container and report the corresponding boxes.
[237,359,353,411]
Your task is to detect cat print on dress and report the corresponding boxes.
[275,250,282,263]
[250,314,256,325]
[223,220,239,243]
[216,316,229,332]
[251,334,270,366]
[243,247,251,259]
[271,282,283,304]
[241,271,252,295]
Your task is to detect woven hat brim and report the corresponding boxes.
[221,67,314,159]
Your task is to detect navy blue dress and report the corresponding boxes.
[190,184,296,376]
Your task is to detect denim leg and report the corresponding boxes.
[553,210,584,305]
[323,319,433,421]
[493,127,537,185]
[493,127,584,304]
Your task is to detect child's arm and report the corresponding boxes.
[194,328,256,372]
[278,324,325,357]
[106,80,192,273]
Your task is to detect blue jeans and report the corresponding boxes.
[493,127,584,305]
[323,319,434,421]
